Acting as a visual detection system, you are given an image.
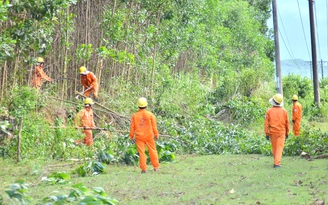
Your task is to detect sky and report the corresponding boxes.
[267,0,328,61]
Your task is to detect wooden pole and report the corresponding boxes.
[272,0,283,94]
[308,0,320,107]
[17,117,23,162]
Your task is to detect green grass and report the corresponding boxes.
[307,121,328,132]
[1,154,327,204]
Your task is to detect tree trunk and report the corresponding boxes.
[62,6,71,100]
[98,58,103,96]
[12,55,20,90]
[17,117,23,162]
[1,61,7,98]
[150,11,161,98]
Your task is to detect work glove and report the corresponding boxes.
[130,138,136,144]
[292,120,295,123]
[285,135,288,139]
[266,136,270,140]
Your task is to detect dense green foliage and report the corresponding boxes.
[0,0,16,61]
[283,74,313,100]
[1,0,274,99]
[1,0,328,190]
[74,160,107,177]
[285,125,328,156]
[1,82,328,165]
[2,180,118,204]
[1,1,328,204]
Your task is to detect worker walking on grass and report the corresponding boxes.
[74,98,96,146]
[264,93,290,168]
[292,95,302,136]
[129,97,159,174]
[31,57,53,90]
[79,66,99,101]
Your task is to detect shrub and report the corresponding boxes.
[282,74,313,100]
[214,96,266,126]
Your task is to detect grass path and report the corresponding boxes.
[1,154,327,204]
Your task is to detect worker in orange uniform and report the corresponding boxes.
[129,97,159,173]
[31,57,53,90]
[79,66,99,101]
[74,98,96,146]
[291,95,302,136]
[264,93,290,168]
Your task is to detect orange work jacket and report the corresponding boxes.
[292,101,302,122]
[264,106,290,136]
[129,109,159,141]
[74,108,95,128]
[80,71,97,89]
[31,65,52,88]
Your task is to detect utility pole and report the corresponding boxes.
[320,59,323,79]
[272,0,283,94]
[305,60,328,79]
[309,0,320,107]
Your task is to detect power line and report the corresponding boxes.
[314,1,322,60]
[278,10,297,60]
[276,3,301,69]
[297,0,311,60]
[277,28,301,69]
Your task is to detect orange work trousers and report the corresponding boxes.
[84,86,98,98]
[31,77,43,90]
[293,120,301,136]
[83,130,93,146]
[136,138,159,171]
[270,133,286,166]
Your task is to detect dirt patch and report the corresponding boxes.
[207,108,232,124]
[40,105,69,124]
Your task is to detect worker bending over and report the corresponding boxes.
[31,57,52,90]
[79,66,99,101]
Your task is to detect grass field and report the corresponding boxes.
[307,121,328,132]
[1,154,327,205]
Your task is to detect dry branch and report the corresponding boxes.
[313,154,328,159]
[74,91,129,119]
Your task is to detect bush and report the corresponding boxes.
[214,96,266,126]
[3,180,118,204]
[6,86,39,118]
[282,74,313,100]
[284,125,328,156]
